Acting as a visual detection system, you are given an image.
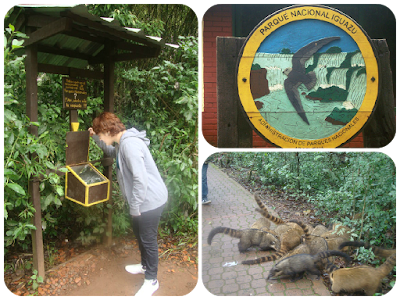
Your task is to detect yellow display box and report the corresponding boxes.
[65,131,110,206]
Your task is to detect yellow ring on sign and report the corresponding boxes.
[237,5,379,148]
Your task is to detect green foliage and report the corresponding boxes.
[119,35,198,234]
[4,24,66,250]
[355,246,378,265]
[28,269,44,291]
[88,4,165,38]
[87,4,197,44]
[215,152,395,248]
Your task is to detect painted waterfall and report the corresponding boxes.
[252,51,366,139]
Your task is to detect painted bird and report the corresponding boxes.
[283,36,340,125]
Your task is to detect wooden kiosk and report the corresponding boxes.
[7,4,172,278]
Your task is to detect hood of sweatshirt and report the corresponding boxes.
[120,127,150,146]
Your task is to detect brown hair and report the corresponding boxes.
[92,112,126,136]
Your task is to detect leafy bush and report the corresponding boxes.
[4,24,66,251]
[214,152,395,248]
[120,35,198,234]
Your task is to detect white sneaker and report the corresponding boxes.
[135,279,159,296]
[125,264,146,275]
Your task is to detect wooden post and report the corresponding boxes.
[25,43,45,279]
[69,110,79,131]
[103,44,115,246]
[217,37,253,148]
[363,39,395,147]
[103,160,113,247]
[104,44,115,113]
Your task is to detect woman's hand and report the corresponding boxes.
[88,127,96,137]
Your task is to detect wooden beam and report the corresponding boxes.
[24,17,72,47]
[69,67,103,81]
[363,39,396,147]
[217,37,253,148]
[112,49,160,62]
[89,43,160,64]
[26,14,58,28]
[116,40,160,53]
[14,12,26,32]
[38,63,104,80]
[26,45,38,129]
[103,43,115,247]
[69,110,79,131]
[103,161,113,247]
[103,44,115,112]
[25,42,45,279]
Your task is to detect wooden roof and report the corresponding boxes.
[7,5,174,77]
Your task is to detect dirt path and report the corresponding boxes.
[54,241,199,297]
[7,236,197,296]
[56,248,197,296]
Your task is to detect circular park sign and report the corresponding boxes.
[237,5,379,148]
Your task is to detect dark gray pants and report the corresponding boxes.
[131,204,165,280]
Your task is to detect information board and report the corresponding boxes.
[237,5,379,148]
[63,77,87,110]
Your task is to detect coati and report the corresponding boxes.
[277,220,330,270]
[267,250,351,282]
[320,223,352,251]
[289,220,328,253]
[311,224,329,236]
[339,241,396,258]
[276,220,313,262]
[242,226,302,264]
[330,253,396,295]
[242,194,307,265]
[324,237,350,251]
[277,243,311,262]
[251,217,271,231]
[207,227,279,253]
[254,193,313,234]
[254,192,288,225]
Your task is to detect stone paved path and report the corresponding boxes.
[201,164,331,296]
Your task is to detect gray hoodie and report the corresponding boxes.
[92,128,168,216]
